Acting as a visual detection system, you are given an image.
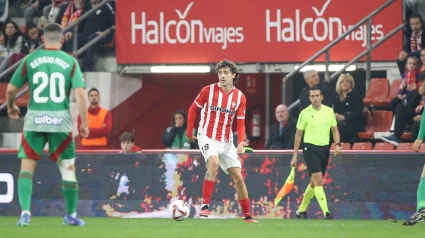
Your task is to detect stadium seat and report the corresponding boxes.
[397,143,413,150]
[358,110,393,139]
[363,78,390,107]
[330,142,351,150]
[383,79,400,106]
[374,142,395,150]
[101,33,116,48]
[401,132,412,140]
[352,142,373,150]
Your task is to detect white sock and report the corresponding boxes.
[21,210,31,216]
[70,212,77,218]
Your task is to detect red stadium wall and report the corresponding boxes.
[108,73,276,150]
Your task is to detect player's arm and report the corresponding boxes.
[186,87,208,141]
[71,60,89,137]
[330,108,341,155]
[236,94,247,153]
[413,108,425,152]
[291,111,306,167]
[7,59,28,118]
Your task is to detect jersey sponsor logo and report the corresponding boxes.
[209,106,236,114]
[34,115,64,125]
[0,173,14,203]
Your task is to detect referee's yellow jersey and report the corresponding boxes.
[296,105,337,146]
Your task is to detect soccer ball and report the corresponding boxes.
[168,200,190,221]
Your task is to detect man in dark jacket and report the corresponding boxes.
[299,70,332,112]
[397,14,425,75]
[81,0,115,71]
[265,104,296,149]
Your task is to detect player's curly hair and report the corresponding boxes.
[215,59,240,84]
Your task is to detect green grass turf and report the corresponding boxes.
[0,217,424,238]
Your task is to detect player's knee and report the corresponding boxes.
[58,159,77,181]
[232,173,244,185]
[311,173,323,186]
[207,157,220,171]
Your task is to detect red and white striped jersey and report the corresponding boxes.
[194,83,246,143]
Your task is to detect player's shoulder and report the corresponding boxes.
[300,105,312,115]
[200,84,216,92]
[321,105,334,112]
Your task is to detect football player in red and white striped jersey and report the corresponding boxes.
[186,59,258,222]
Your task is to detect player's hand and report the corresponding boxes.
[79,124,89,138]
[237,141,248,154]
[186,135,197,143]
[7,104,20,119]
[290,155,298,167]
[413,139,423,153]
[334,145,342,156]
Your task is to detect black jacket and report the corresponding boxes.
[83,3,115,36]
[299,81,333,112]
[332,90,365,134]
[402,26,425,57]
[265,117,296,149]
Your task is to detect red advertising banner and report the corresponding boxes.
[115,0,403,64]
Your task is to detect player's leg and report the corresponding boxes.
[403,165,425,226]
[312,147,332,219]
[16,131,46,226]
[221,144,258,222]
[49,132,85,226]
[198,136,220,217]
[296,144,317,219]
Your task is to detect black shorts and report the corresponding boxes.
[302,143,330,176]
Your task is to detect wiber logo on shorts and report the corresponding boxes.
[34,115,64,125]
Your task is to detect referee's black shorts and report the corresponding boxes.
[302,143,330,176]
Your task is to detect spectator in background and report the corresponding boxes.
[265,104,296,149]
[0,20,27,74]
[119,132,141,153]
[391,56,420,113]
[299,70,332,111]
[6,22,41,76]
[55,0,88,52]
[162,110,197,149]
[332,74,364,144]
[78,88,113,149]
[81,0,115,72]
[397,14,425,75]
[24,0,51,25]
[382,71,425,146]
[420,49,425,72]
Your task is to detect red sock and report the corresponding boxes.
[239,198,251,217]
[202,180,215,205]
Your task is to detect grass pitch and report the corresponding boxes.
[0,217,423,238]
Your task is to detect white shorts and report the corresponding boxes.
[197,135,241,174]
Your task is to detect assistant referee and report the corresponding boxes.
[290,85,342,220]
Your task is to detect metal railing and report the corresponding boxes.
[285,0,401,110]
[0,0,115,112]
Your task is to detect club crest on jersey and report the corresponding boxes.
[210,106,236,114]
[231,101,236,109]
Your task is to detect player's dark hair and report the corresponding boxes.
[120,132,135,143]
[43,23,63,35]
[171,109,187,127]
[88,88,99,96]
[215,59,240,84]
[309,85,323,95]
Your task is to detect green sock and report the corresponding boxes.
[298,184,315,212]
[417,176,425,211]
[314,186,329,214]
[18,171,33,212]
[62,180,79,215]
